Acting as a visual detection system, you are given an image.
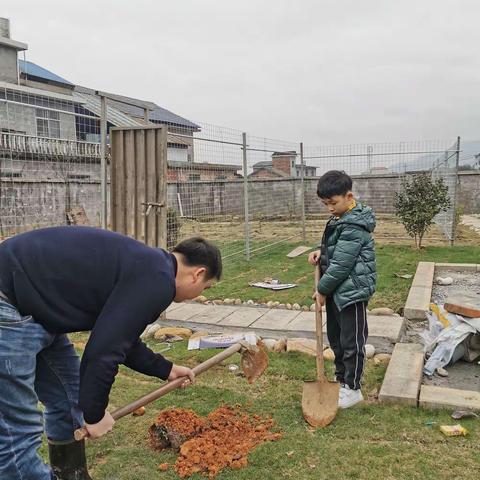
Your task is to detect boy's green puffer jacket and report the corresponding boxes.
[317,203,376,310]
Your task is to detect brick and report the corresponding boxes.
[378,343,424,406]
[444,303,480,319]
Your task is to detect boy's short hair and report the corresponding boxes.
[317,170,353,198]
[172,237,222,280]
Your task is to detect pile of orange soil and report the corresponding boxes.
[149,405,282,478]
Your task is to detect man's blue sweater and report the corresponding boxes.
[0,226,176,423]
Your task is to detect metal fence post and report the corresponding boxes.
[450,136,461,246]
[300,142,306,242]
[99,94,108,229]
[242,132,250,260]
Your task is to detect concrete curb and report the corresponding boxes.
[378,343,424,406]
[404,262,435,320]
[419,385,480,410]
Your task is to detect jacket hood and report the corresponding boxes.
[338,203,376,233]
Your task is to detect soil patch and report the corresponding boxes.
[149,405,282,478]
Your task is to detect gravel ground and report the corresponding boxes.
[431,270,480,306]
[423,270,480,390]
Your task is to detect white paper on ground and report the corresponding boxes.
[249,282,297,290]
[187,332,258,350]
[423,305,480,375]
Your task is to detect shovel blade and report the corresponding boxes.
[240,346,269,383]
[302,379,340,428]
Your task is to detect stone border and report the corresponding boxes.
[419,385,480,410]
[403,262,435,320]
[404,261,480,320]
[392,261,480,410]
[378,343,424,406]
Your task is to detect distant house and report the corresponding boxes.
[0,17,239,183]
[73,85,200,164]
[168,161,240,182]
[0,22,98,183]
[249,151,316,179]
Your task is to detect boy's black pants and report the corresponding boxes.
[325,298,368,390]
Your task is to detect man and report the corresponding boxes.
[0,226,222,479]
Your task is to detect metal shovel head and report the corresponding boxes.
[302,378,340,428]
[240,345,269,383]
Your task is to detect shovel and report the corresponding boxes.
[302,264,340,427]
[74,341,268,441]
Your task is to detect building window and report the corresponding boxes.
[36,109,60,138]
[188,173,201,181]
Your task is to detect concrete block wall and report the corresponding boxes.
[0,165,478,239]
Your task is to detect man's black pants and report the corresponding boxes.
[325,298,368,390]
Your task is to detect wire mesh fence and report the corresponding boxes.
[430,138,460,245]
[0,84,102,237]
[0,77,468,256]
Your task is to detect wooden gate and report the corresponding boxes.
[110,126,168,247]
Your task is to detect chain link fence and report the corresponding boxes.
[430,138,461,245]
[0,82,469,255]
[0,84,103,237]
[0,80,467,258]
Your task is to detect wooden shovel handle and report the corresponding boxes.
[74,342,244,441]
[314,264,326,382]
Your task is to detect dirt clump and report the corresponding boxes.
[149,408,205,450]
[150,405,282,478]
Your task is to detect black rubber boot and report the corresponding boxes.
[48,439,92,480]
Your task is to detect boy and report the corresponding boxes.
[0,227,221,480]
[308,170,376,408]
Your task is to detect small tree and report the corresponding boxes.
[394,173,450,249]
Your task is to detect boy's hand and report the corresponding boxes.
[84,411,115,439]
[308,250,321,265]
[312,291,326,307]
[168,364,195,388]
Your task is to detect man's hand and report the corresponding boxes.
[84,411,115,439]
[312,291,326,307]
[308,250,321,265]
[168,364,195,388]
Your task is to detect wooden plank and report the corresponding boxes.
[444,303,480,319]
[145,128,157,246]
[135,129,146,243]
[124,129,136,238]
[111,130,126,233]
[66,205,89,225]
[286,245,311,258]
[156,127,168,248]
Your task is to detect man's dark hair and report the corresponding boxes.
[172,237,222,280]
[316,170,353,198]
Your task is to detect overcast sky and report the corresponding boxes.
[3,0,480,144]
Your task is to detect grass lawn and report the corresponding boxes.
[48,336,479,480]
[207,242,480,311]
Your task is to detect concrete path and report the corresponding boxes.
[164,302,405,352]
